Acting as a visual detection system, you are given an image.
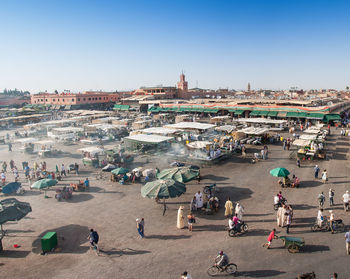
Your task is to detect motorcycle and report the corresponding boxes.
[311,218,345,233]
[204,183,217,195]
[274,198,287,211]
[228,221,249,237]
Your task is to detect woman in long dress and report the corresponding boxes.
[195,191,203,209]
[177,206,185,229]
[224,197,233,217]
[235,202,244,220]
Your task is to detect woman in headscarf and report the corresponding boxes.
[177,206,185,229]
[235,202,245,220]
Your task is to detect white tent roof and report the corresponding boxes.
[292,139,311,146]
[15,137,38,144]
[304,128,321,134]
[52,127,84,132]
[165,122,216,130]
[78,147,104,155]
[237,127,269,135]
[215,125,236,133]
[140,127,181,136]
[186,141,212,149]
[300,134,317,140]
[234,118,287,125]
[124,134,173,143]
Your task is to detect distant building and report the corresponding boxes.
[177,72,188,98]
[31,91,128,109]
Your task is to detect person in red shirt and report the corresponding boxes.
[262,229,278,249]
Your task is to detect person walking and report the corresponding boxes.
[136,218,144,238]
[331,273,338,279]
[283,140,286,150]
[345,229,350,255]
[343,190,350,211]
[296,158,300,168]
[74,163,79,175]
[318,192,325,208]
[187,212,195,232]
[285,212,291,234]
[329,189,335,206]
[8,142,12,152]
[262,228,278,249]
[322,170,328,184]
[61,164,66,177]
[88,229,99,254]
[177,206,185,229]
[1,171,6,185]
[2,161,7,173]
[235,202,244,220]
[314,165,320,179]
[329,210,335,234]
[224,197,233,218]
[9,160,14,171]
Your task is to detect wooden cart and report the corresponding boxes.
[279,236,305,253]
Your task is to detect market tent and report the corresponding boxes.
[249,111,260,116]
[0,198,32,225]
[31,179,57,190]
[2,182,21,194]
[286,112,308,118]
[234,110,245,116]
[292,139,311,146]
[111,167,129,175]
[267,111,278,117]
[306,113,324,120]
[323,114,341,122]
[257,111,269,116]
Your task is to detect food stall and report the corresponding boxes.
[294,135,326,160]
[15,137,38,153]
[34,140,56,157]
[78,147,104,167]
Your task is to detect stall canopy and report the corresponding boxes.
[234,110,245,116]
[15,137,38,144]
[323,114,341,122]
[78,147,104,155]
[165,122,216,131]
[292,139,311,146]
[299,134,317,140]
[124,134,173,144]
[306,113,324,120]
[237,127,269,135]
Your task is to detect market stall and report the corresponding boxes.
[78,147,104,167]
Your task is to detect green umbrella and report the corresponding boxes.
[0,198,32,250]
[31,179,57,189]
[31,179,57,198]
[269,168,290,177]
[141,179,186,199]
[156,167,199,183]
[0,198,32,225]
[111,167,129,175]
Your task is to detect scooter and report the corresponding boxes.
[228,221,249,237]
[274,198,287,211]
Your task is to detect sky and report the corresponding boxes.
[0,0,350,93]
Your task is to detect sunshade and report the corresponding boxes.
[31,179,57,189]
[141,179,186,199]
[270,168,290,177]
[2,182,21,194]
[0,198,32,225]
[111,167,129,175]
[156,167,199,183]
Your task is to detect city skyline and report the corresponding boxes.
[1,0,350,92]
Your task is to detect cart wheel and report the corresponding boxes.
[337,222,345,233]
[287,244,299,253]
[311,224,319,232]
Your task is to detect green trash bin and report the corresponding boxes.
[41,232,57,252]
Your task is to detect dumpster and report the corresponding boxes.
[41,232,57,252]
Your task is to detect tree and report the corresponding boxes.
[346,86,349,91]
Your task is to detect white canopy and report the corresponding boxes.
[304,128,321,134]
[292,139,311,146]
[215,125,236,133]
[124,134,173,143]
[165,122,216,131]
[78,147,104,155]
[15,137,38,144]
[237,127,269,135]
[140,127,181,136]
[300,134,317,140]
[234,118,287,125]
[186,141,212,149]
[34,140,55,145]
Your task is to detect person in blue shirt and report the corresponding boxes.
[84,178,89,187]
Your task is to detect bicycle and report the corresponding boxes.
[207,263,237,276]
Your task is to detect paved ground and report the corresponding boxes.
[0,128,349,279]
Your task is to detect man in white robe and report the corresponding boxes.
[195,191,203,208]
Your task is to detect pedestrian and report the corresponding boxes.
[285,212,291,234]
[9,160,14,171]
[177,206,185,229]
[88,228,99,253]
[318,192,325,208]
[197,175,201,184]
[345,229,350,255]
[136,218,144,238]
[329,210,335,234]
[261,149,265,160]
[314,165,320,179]
[264,145,268,159]
[2,161,7,173]
[296,159,300,168]
[235,202,244,220]
[322,169,328,184]
[329,189,335,206]
[187,212,195,232]
[194,191,203,209]
[8,142,12,152]
[343,190,350,211]
[277,206,284,227]
[241,145,246,158]
[262,228,278,249]
[224,197,233,218]
[283,140,286,150]
[180,271,192,279]
[331,273,338,279]
[1,171,6,185]
[84,177,90,188]
[74,162,79,175]
[61,164,66,176]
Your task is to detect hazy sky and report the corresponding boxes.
[1,0,350,93]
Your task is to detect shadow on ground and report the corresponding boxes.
[32,224,90,254]
[99,247,151,258]
[66,193,94,203]
[0,250,31,258]
[236,269,286,277]
[146,234,192,240]
[303,244,330,253]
